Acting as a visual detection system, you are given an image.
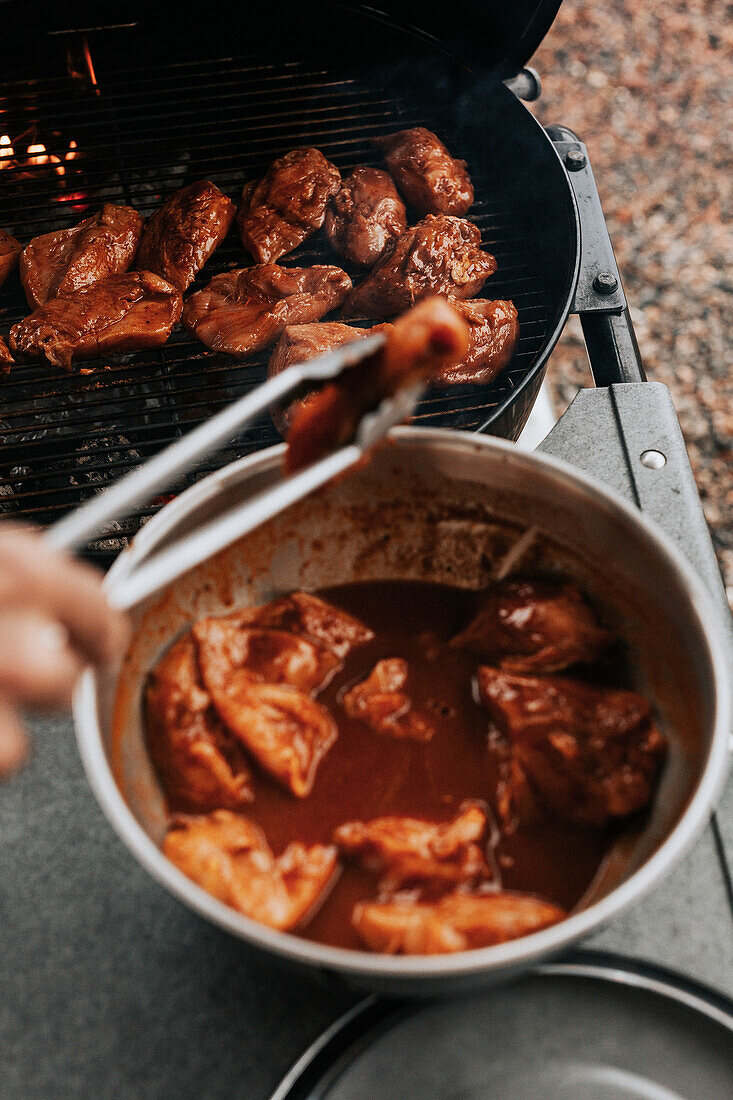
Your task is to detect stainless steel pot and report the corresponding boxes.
[73,428,732,997]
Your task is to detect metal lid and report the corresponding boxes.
[273,954,733,1099]
[357,0,564,77]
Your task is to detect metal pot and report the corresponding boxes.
[73,429,732,997]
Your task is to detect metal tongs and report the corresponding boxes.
[44,332,424,610]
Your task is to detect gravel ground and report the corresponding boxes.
[528,0,732,592]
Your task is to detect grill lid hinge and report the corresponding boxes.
[503,67,542,102]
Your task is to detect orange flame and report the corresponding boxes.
[26,142,65,176]
[0,134,14,167]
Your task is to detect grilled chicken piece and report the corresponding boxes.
[267,321,393,432]
[9,272,182,370]
[342,216,495,320]
[452,580,611,672]
[353,891,566,954]
[136,180,235,292]
[478,667,666,828]
[164,810,338,930]
[243,592,374,659]
[0,229,21,289]
[334,804,490,893]
[325,167,407,267]
[193,617,341,696]
[19,203,143,309]
[0,336,13,373]
[377,127,474,217]
[145,633,254,812]
[237,148,341,263]
[436,299,519,385]
[341,658,435,742]
[182,264,352,357]
[285,295,470,473]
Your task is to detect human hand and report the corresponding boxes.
[0,525,129,778]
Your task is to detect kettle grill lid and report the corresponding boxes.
[350,0,564,76]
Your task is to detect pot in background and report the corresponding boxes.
[74,429,732,996]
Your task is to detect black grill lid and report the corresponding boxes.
[347,0,564,76]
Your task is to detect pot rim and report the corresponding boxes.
[73,427,733,980]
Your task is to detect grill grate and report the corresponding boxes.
[0,53,551,555]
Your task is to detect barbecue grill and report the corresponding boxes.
[0,0,726,600]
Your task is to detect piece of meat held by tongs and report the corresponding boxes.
[45,297,470,610]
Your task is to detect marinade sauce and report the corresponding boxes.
[235,579,611,951]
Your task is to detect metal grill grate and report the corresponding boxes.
[0,53,551,555]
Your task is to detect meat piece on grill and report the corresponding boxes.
[376,127,474,217]
[182,264,352,357]
[164,810,338,930]
[193,616,341,696]
[237,147,341,263]
[9,272,182,370]
[477,667,667,828]
[145,633,254,812]
[436,299,519,386]
[325,167,407,267]
[243,592,373,659]
[267,321,392,432]
[342,216,496,320]
[352,890,566,954]
[19,203,143,309]
[0,336,13,373]
[341,658,435,742]
[334,804,490,893]
[452,579,611,672]
[285,295,470,473]
[0,228,21,289]
[136,180,235,292]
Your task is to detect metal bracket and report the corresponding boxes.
[547,126,626,315]
[504,67,542,102]
[540,383,733,643]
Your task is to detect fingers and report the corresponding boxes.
[0,699,28,779]
[0,611,85,708]
[0,526,129,666]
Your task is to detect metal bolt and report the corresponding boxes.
[593,272,618,295]
[565,148,586,171]
[640,449,667,470]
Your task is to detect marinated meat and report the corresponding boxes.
[478,667,666,827]
[193,617,341,696]
[376,127,474,217]
[342,215,496,320]
[136,180,235,292]
[0,336,13,373]
[285,295,470,473]
[19,203,143,309]
[182,264,352,357]
[9,272,182,370]
[325,167,407,267]
[164,810,338,930]
[237,148,341,263]
[267,321,392,433]
[247,592,373,659]
[352,890,566,954]
[145,633,253,812]
[200,679,337,798]
[452,579,611,672]
[436,299,519,386]
[341,658,435,742]
[0,229,21,288]
[334,804,489,892]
